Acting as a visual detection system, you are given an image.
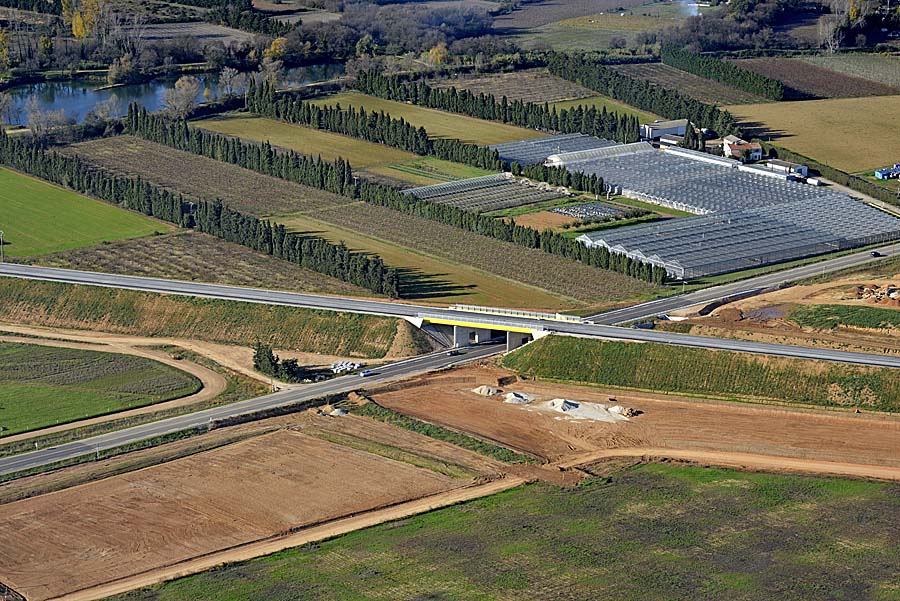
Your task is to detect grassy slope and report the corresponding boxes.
[726,95,900,173]
[790,304,900,331]
[0,342,200,435]
[0,279,400,358]
[310,91,546,145]
[0,167,168,257]
[502,335,900,411]
[111,463,900,601]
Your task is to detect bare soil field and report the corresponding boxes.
[429,69,594,104]
[801,53,900,89]
[735,58,900,99]
[0,429,471,601]
[508,210,579,230]
[727,95,900,173]
[33,231,371,297]
[66,136,348,218]
[611,62,768,105]
[371,364,900,469]
[492,0,647,29]
[139,22,254,45]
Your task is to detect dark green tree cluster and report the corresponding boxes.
[247,82,502,171]
[209,0,295,36]
[0,124,398,297]
[660,47,783,101]
[545,53,740,136]
[353,70,642,144]
[253,342,307,382]
[680,125,703,151]
[125,107,665,284]
[519,163,606,195]
[0,0,60,13]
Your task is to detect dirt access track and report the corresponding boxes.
[372,364,900,474]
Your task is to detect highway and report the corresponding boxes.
[588,242,900,324]
[0,342,504,476]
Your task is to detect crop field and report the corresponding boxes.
[0,279,400,358]
[735,58,900,98]
[310,92,545,145]
[112,463,900,601]
[0,167,167,258]
[429,69,594,104]
[727,95,900,173]
[38,231,373,297]
[558,13,676,30]
[66,136,349,218]
[502,335,900,411]
[281,201,659,306]
[0,342,200,435]
[800,54,900,89]
[610,62,768,105]
[492,0,648,29]
[790,304,900,331]
[277,210,578,308]
[0,429,471,601]
[552,95,660,124]
[405,175,565,213]
[139,22,254,45]
[193,115,420,169]
[366,156,496,187]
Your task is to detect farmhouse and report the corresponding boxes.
[640,119,689,141]
[723,135,763,162]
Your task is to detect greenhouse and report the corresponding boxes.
[489,134,616,166]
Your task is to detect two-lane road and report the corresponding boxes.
[0,342,504,476]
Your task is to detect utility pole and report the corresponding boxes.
[0,230,4,263]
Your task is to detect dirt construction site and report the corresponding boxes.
[4,354,900,599]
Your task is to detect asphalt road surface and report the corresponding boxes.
[588,243,900,324]
[0,342,504,476]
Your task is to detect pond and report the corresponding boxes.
[2,63,344,126]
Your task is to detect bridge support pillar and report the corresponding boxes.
[453,325,493,347]
[506,332,533,352]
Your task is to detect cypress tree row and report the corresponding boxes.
[125,107,666,284]
[0,126,399,297]
[0,0,60,13]
[660,47,784,101]
[544,53,740,135]
[353,70,642,144]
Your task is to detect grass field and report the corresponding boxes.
[112,463,900,601]
[727,95,900,173]
[800,54,900,90]
[790,304,900,332]
[367,156,496,187]
[611,62,768,105]
[502,335,900,411]
[310,92,545,145]
[0,279,402,358]
[558,13,676,29]
[0,342,200,435]
[736,58,900,99]
[0,167,168,257]
[552,95,660,125]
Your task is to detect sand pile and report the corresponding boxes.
[504,392,532,404]
[472,385,501,396]
[538,398,632,423]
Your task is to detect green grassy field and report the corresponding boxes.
[110,462,900,601]
[0,167,168,257]
[367,156,496,186]
[0,279,405,358]
[502,335,900,411]
[552,95,660,124]
[0,342,200,435]
[310,92,546,145]
[790,304,900,331]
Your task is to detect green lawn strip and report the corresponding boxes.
[790,304,900,331]
[350,401,535,464]
[606,195,695,217]
[0,342,201,436]
[0,167,168,257]
[501,335,900,412]
[108,463,898,601]
[560,214,663,238]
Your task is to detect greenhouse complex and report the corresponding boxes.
[548,143,900,279]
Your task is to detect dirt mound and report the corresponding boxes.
[716,307,744,322]
[472,385,501,396]
[384,320,443,359]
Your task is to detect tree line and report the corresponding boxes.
[0,0,60,13]
[353,70,643,144]
[545,53,740,136]
[0,123,399,297]
[209,0,295,37]
[126,106,665,283]
[247,81,502,172]
[253,343,307,382]
[660,46,784,101]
